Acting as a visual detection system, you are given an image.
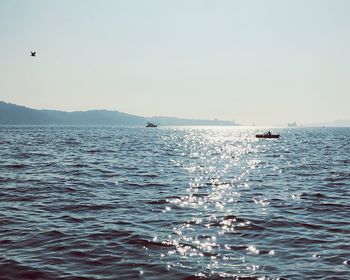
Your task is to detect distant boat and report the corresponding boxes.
[288,122,297,127]
[146,122,157,128]
[256,132,280,139]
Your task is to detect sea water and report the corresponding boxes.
[0,126,349,279]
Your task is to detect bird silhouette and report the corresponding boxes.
[31,51,36,57]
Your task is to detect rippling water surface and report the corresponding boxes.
[0,126,349,279]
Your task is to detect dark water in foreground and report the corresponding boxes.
[0,126,349,280]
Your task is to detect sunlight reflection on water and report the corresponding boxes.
[159,128,280,276]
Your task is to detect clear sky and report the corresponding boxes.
[1,0,349,125]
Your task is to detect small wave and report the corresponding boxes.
[299,222,325,230]
[72,163,89,168]
[1,194,36,202]
[229,245,248,251]
[327,227,350,234]
[0,258,59,280]
[85,255,122,266]
[126,235,174,249]
[184,274,281,280]
[146,199,168,205]
[61,203,116,212]
[143,182,166,187]
[0,239,12,245]
[69,250,90,258]
[309,192,329,199]
[43,230,67,238]
[89,229,131,241]
[223,215,247,223]
[321,202,349,210]
[59,215,83,223]
[289,237,330,246]
[48,244,67,252]
[2,163,28,169]
[86,149,103,153]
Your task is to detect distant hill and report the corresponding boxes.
[0,102,54,125]
[0,101,239,126]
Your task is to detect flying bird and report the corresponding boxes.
[31,51,36,57]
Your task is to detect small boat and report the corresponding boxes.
[146,122,157,128]
[256,132,280,139]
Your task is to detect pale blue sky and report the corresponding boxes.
[1,0,349,125]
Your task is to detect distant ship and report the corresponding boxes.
[146,122,157,128]
[288,122,297,127]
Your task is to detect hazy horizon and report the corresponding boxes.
[2,99,350,127]
[1,0,350,125]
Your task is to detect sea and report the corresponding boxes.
[0,126,349,280]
